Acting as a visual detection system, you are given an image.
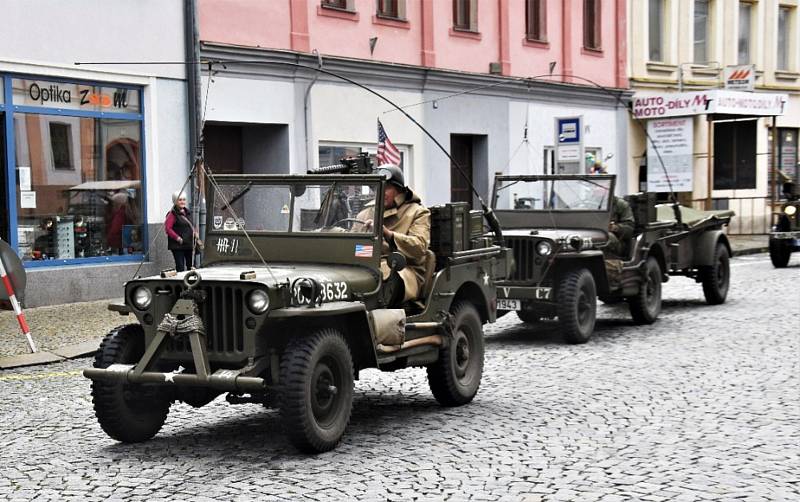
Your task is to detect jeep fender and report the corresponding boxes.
[270,303,378,369]
[553,252,610,296]
[692,230,731,267]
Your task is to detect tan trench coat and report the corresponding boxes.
[357,190,431,302]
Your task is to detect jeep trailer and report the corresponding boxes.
[84,171,512,453]
[491,174,734,343]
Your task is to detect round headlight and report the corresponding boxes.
[247,289,270,314]
[131,286,152,310]
[536,241,552,256]
[784,205,797,216]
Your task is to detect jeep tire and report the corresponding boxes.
[700,243,730,305]
[427,302,484,406]
[557,268,597,344]
[279,328,354,453]
[91,324,171,443]
[628,256,662,324]
[769,239,791,268]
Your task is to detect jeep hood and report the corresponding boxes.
[143,263,379,295]
[502,228,609,245]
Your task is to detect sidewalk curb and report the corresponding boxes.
[0,339,100,370]
[732,247,769,257]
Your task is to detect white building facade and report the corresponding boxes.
[0,0,192,306]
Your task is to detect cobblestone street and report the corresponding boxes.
[1,254,798,501]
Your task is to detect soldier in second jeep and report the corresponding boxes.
[592,162,634,258]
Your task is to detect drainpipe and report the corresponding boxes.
[304,50,322,170]
[184,0,204,242]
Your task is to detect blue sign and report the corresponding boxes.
[557,117,581,144]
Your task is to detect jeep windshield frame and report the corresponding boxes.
[203,174,385,269]
[492,174,615,231]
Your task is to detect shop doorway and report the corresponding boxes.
[450,135,476,208]
[713,119,757,190]
[204,123,290,175]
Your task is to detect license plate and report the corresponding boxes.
[497,299,521,311]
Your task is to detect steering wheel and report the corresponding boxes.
[324,218,369,230]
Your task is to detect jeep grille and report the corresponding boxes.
[164,285,245,355]
[506,237,538,282]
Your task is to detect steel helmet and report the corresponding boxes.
[377,164,405,188]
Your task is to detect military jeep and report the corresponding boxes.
[769,181,800,268]
[83,169,511,453]
[491,174,734,343]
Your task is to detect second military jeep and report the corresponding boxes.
[769,181,800,268]
[491,174,733,343]
[84,168,511,453]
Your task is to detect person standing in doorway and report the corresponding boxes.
[165,191,196,272]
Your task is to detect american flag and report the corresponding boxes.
[377,119,401,165]
[354,244,374,257]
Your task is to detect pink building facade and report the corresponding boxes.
[197,1,632,205]
[200,0,627,87]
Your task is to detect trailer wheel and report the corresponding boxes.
[279,328,354,453]
[427,301,484,406]
[700,243,730,305]
[91,324,170,443]
[628,256,662,324]
[557,269,597,344]
[769,239,791,268]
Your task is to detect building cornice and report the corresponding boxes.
[200,42,632,109]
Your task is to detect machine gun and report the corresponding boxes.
[308,152,374,175]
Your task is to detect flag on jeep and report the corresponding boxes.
[377,119,401,166]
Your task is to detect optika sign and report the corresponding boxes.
[632,93,709,119]
[25,82,130,109]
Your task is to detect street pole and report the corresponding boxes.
[184,0,204,246]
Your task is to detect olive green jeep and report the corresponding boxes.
[491,174,734,343]
[83,168,512,453]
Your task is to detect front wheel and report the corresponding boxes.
[557,269,597,344]
[628,256,662,324]
[279,328,354,453]
[700,243,730,305]
[769,239,791,268]
[427,302,485,406]
[91,324,171,443]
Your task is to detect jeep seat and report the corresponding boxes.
[419,249,437,301]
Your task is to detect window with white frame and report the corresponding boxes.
[694,0,711,63]
[778,5,795,71]
[738,1,753,64]
[649,0,665,62]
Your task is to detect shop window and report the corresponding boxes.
[453,0,478,32]
[713,120,756,190]
[14,113,143,261]
[526,0,547,42]
[377,0,405,19]
[649,0,665,61]
[738,1,753,64]
[693,0,710,63]
[583,0,601,50]
[769,128,799,194]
